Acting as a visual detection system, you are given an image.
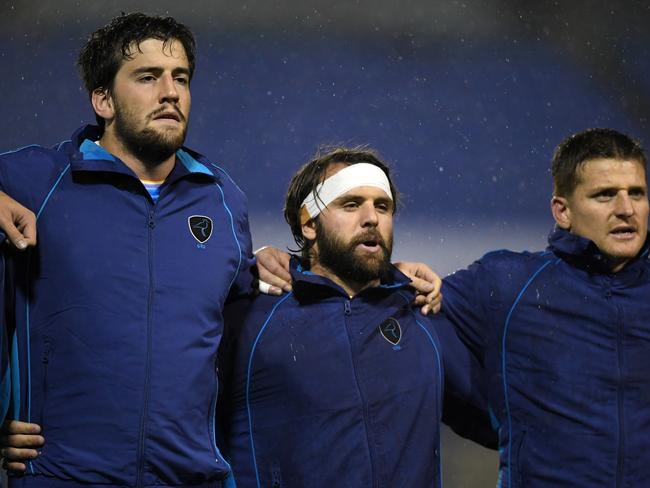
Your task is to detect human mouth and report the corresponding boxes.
[359,241,381,253]
[151,109,183,123]
[354,234,385,253]
[610,225,637,240]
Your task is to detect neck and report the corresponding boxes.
[98,130,176,181]
[309,262,379,298]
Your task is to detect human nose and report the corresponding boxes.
[614,192,634,217]
[360,203,379,227]
[159,73,179,103]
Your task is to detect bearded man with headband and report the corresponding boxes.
[217,148,491,488]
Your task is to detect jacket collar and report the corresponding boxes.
[548,227,650,278]
[65,125,217,184]
[289,255,412,300]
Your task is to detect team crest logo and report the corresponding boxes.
[188,215,213,244]
[379,317,402,346]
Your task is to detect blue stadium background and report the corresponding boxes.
[3,1,650,485]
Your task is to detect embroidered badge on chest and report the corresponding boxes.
[188,215,213,246]
[379,317,402,348]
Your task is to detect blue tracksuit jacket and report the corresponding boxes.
[443,228,650,487]
[0,125,254,488]
[219,258,491,488]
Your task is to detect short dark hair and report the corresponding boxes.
[552,128,647,196]
[77,12,196,127]
[284,147,398,258]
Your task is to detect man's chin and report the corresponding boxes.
[608,238,645,256]
[354,253,392,277]
[153,127,186,148]
[135,129,186,159]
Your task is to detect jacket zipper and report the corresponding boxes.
[39,340,51,430]
[208,376,231,470]
[342,299,377,487]
[30,339,51,474]
[135,206,156,487]
[615,297,624,488]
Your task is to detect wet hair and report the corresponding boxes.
[284,146,398,258]
[77,12,196,127]
[552,128,647,196]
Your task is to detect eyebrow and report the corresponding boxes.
[627,185,647,192]
[333,193,394,206]
[374,195,393,206]
[588,183,647,194]
[131,66,191,77]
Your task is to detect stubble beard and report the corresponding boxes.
[114,100,187,167]
[315,222,393,285]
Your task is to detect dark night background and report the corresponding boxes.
[3,1,650,484]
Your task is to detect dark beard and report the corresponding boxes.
[315,222,393,285]
[114,104,187,167]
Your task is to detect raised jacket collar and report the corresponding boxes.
[289,255,412,301]
[548,227,650,280]
[64,125,217,185]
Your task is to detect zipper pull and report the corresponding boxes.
[344,300,351,316]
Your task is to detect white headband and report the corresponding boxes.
[300,163,393,224]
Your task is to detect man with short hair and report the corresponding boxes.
[217,147,490,488]
[442,128,650,487]
[0,12,255,487]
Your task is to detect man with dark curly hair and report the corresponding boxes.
[0,13,254,488]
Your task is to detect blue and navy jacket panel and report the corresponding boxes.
[0,125,254,487]
[443,228,650,488]
[219,258,488,488]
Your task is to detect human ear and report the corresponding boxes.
[551,196,571,229]
[91,88,115,123]
[301,219,317,241]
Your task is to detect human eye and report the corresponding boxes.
[342,200,359,210]
[138,74,156,83]
[593,189,616,201]
[375,202,390,213]
[175,75,190,85]
[629,187,647,199]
